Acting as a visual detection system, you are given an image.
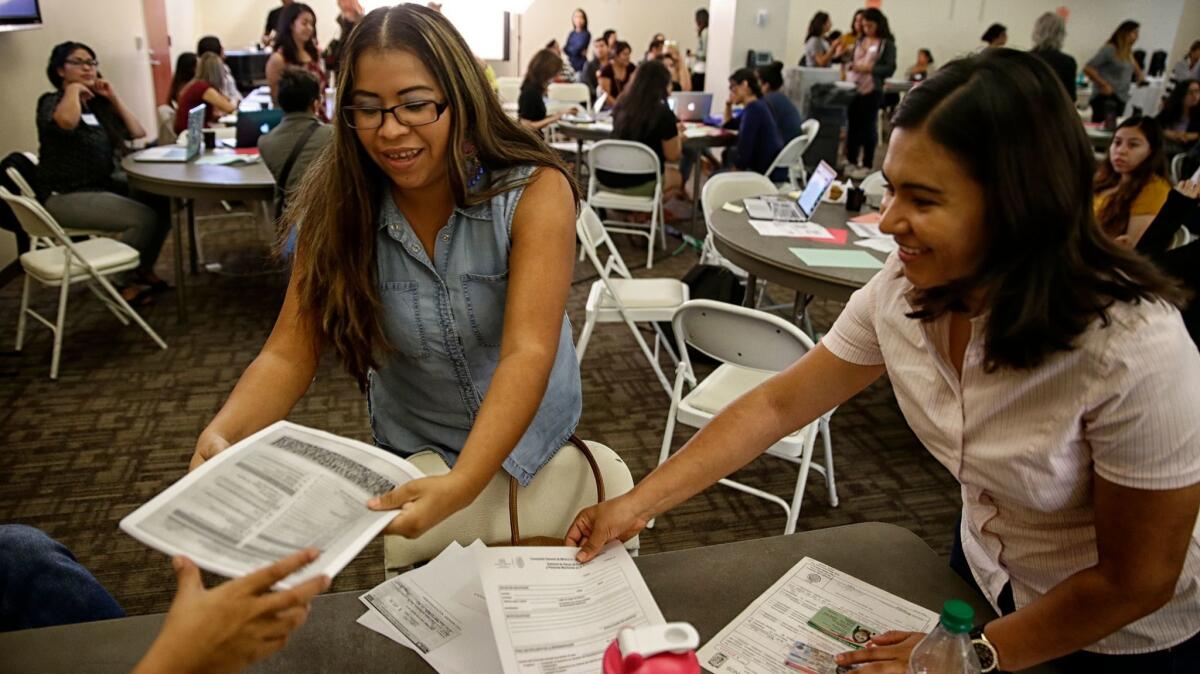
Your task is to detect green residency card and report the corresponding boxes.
[807,607,879,649]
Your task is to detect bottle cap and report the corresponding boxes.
[940,599,975,634]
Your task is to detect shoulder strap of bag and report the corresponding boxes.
[275,120,321,206]
[507,434,604,545]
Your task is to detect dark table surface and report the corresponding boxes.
[0,522,1060,673]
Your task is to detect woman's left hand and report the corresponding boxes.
[368,473,478,538]
[834,631,925,673]
[92,78,116,100]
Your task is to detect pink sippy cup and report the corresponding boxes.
[602,623,701,674]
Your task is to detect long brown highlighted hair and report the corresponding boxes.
[286,3,577,389]
[1093,116,1167,238]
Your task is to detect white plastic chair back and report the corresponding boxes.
[701,172,777,218]
[764,120,819,185]
[576,203,632,280]
[5,166,37,200]
[589,140,661,180]
[548,82,590,108]
[497,77,522,104]
[1170,153,1187,184]
[672,299,814,374]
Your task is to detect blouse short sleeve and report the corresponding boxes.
[820,254,894,366]
[1131,177,1172,216]
[1084,301,1200,490]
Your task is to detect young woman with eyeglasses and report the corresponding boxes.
[190,4,582,540]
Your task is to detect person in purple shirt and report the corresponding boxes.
[722,68,786,182]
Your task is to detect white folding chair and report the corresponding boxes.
[587,140,665,268]
[764,119,820,189]
[547,82,591,112]
[1,186,167,379]
[651,300,838,535]
[699,172,777,270]
[496,76,522,104]
[5,166,109,251]
[575,204,687,395]
[1170,153,1187,184]
[860,171,887,209]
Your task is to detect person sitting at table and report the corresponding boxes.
[1084,20,1145,123]
[266,2,326,111]
[581,36,609,96]
[37,41,172,306]
[1094,116,1170,247]
[259,68,333,203]
[978,23,1007,50]
[0,524,328,674]
[1030,11,1076,101]
[167,52,197,109]
[197,36,243,104]
[1158,79,1200,152]
[598,59,683,201]
[544,40,577,83]
[262,0,294,48]
[659,47,691,92]
[190,4,584,543]
[518,49,575,133]
[598,41,635,104]
[756,61,803,144]
[802,11,843,67]
[722,68,786,182]
[174,52,237,134]
[569,48,1200,674]
[906,48,934,83]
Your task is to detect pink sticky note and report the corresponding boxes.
[797,228,849,245]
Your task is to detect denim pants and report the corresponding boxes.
[950,520,1200,673]
[0,525,124,631]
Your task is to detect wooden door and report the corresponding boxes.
[142,0,172,106]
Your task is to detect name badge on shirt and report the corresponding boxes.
[80,113,100,127]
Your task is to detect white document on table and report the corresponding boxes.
[696,557,938,674]
[478,543,665,674]
[358,540,501,674]
[854,237,898,254]
[846,220,886,239]
[119,421,423,588]
[747,219,835,240]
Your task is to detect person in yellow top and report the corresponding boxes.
[1094,116,1170,247]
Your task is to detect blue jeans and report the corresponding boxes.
[0,525,125,631]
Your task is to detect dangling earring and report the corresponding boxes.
[463,140,485,188]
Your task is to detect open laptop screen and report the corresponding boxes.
[796,160,836,219]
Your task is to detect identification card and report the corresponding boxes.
[807,607,878,649]
[81,113,100,127]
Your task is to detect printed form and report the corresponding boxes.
[697,557,938,674]
[478,544,665,674]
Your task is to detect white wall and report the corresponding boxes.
[0,0,158,271]
[165,0,197,63]
[784,0,1190,74]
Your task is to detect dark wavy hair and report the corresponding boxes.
[861,8,892,41]
[571,8,588,31]
[614,59,672,138]
[729,67,762,98]
[168,52,198,104]
[892,49,1184,371]
[981,23,1006,44]
[1157,78,1200,131]
[756,61,785,91]
[45,41,129,155]
[522,49,562,92]
[1094,116,1168,238]
[276,3,321,66]
[807,11,830,40]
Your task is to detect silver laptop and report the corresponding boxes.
[136,104,205,162]
[744,160,837,221]
[669,92,712,122]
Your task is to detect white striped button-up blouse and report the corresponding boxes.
[822,252,1200,654]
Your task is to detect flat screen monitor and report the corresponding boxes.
[0,0,42,33]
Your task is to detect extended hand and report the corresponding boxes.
[368,473,477,538]
[190,430,232,472]
[834,631,925,673]
[565,494,649,563]
[134,549,329,674]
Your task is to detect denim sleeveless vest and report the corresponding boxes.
[367,165,582,486]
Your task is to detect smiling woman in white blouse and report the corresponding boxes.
[567,49,1200,674]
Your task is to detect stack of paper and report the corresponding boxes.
[747,219,834,240]
[846,213,898,254]
[358,542,664,674]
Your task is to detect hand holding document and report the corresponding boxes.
[120,421,424,588]
[479,543,665,674]
[696,558,938,674]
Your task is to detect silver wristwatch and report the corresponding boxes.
[969,626,999,673]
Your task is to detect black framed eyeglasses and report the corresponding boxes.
[341,100,449,130]
[65,58,99,69]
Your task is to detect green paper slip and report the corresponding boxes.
[789,248,884,269]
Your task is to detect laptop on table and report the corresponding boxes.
[743,160,837,222]
[136,104,205,162]
[233,109,284,148]
[669,92,713,122]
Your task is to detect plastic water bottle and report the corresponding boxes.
[907,599,981,674]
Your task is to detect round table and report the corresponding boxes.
[708,201,887,307]
[557,121,737,233]
[122,151,276,322]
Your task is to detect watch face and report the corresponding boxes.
[973,640,997,670]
